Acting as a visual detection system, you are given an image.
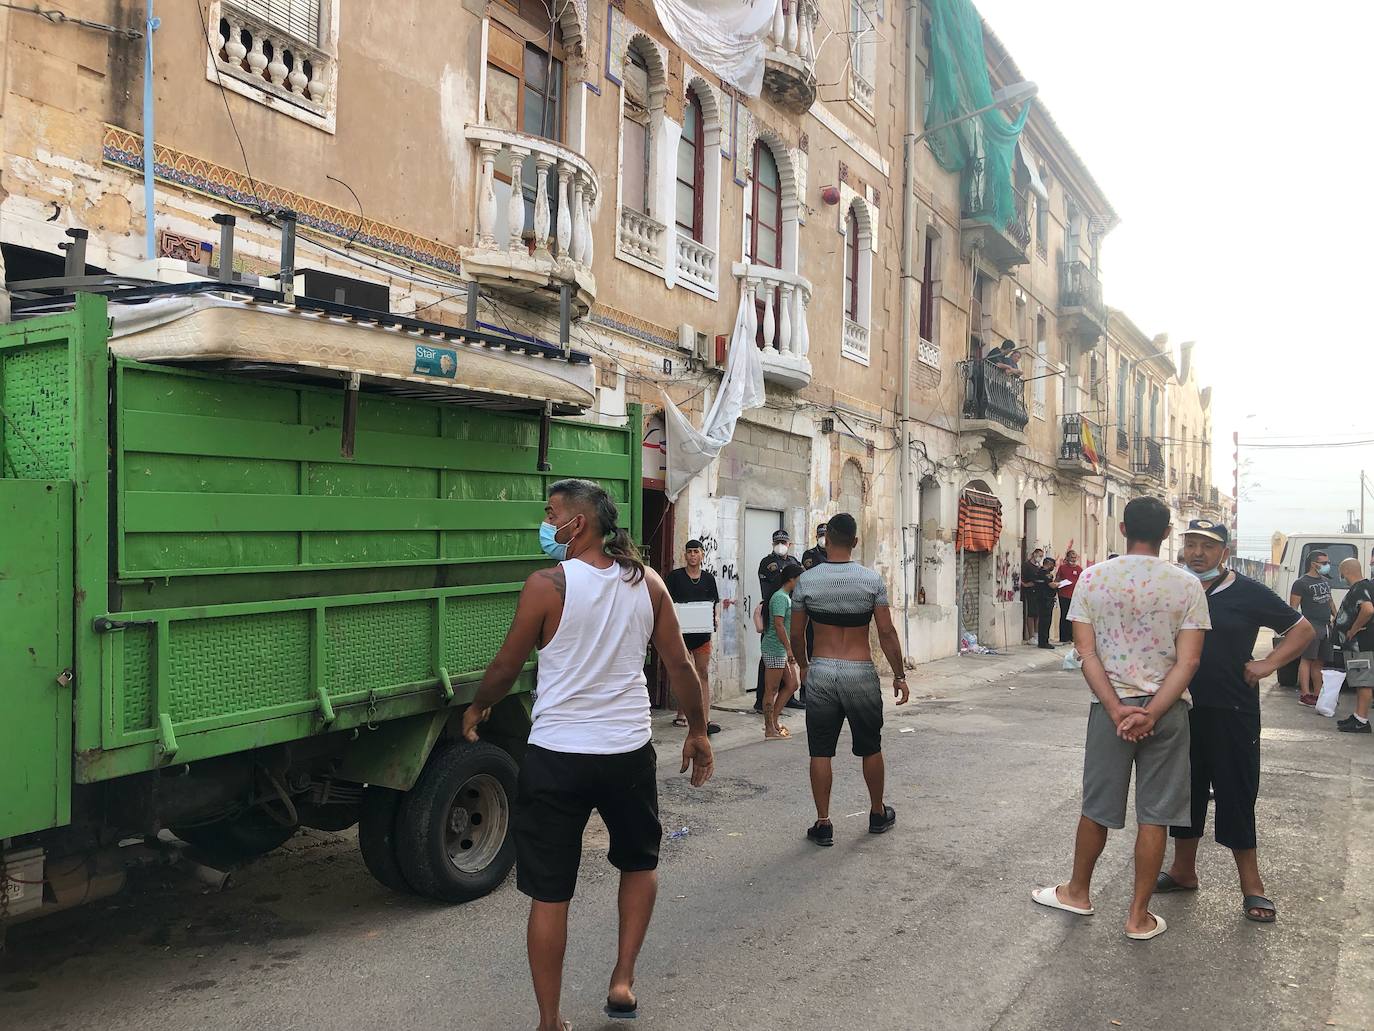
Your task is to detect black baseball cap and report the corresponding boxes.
[1184,519,1228,545]
[772,529,791,544]
[816,523,828,535]
[685,538,703,550]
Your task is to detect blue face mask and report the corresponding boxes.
[539,518,577,561]
[1193,564,1223,582]
[1319,563,1332,576]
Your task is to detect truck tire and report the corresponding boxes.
[357,786,411,893]
[395,740,518,903]
[173,810,296,862]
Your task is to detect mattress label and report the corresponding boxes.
[414,345,457,378]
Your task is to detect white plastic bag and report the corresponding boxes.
[1061,647,1083,670]
[1315,668,1344,718]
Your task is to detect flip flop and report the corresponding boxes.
[706,722,721,735]
[605,995,638,1020]
[1126,912,1168,940]
[671,717,688,727]
[1154,872,1199,894]
[1243,894,1277,923]
[776,725,792,738]
[1031,884,1094,916]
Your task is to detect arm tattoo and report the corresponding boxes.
[534,566,566,601]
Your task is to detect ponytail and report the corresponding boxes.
[548,477,645,584]
[605,525,646,585]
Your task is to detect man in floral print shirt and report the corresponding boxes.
[1031,496,1210,941]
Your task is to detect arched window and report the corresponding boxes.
[748,141,782,268]
[843,206,859,321]
[622,45,653,215]
[675,89,704,241]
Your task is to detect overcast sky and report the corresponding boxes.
[974,0,1374,559]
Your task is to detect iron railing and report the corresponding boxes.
[963,360,1029,431]
[1132,436,1165,479]
[1058,261,1106,324]
[1059,413,1103,466]
[1116,427,1128,453]
[961,161,1031,251]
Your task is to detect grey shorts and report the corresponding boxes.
[804,658,883,757]
[1302,627,1330,662]
[1081,697,1191,829]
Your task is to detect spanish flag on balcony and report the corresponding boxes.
[1081,421,1100,474]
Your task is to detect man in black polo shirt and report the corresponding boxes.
[1156,519,1314,924]
[1289,550,1336,707]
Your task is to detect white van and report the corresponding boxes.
[1264,533,1374,685]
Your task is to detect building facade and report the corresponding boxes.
[0,0,1221,691]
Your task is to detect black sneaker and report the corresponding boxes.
[1338,717,1371,734]
[806,821,834,847]
[785,697,805,710]
[868,805,896,834]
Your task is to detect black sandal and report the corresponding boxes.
[605,994,638,1020]
[1243,894,1276,923]
[1154,872,1199,893]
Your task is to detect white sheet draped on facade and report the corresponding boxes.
[663,284,766,501]
[650,0,775,97]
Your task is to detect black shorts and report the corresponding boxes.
[513,743,661,903]
[804,658,884,758]
[1169,707,1261,851]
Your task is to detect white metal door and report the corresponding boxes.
[743,508,784,680]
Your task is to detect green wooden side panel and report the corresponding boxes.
[0,481,73,838]
[0,345,71,479]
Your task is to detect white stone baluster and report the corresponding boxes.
[556,163,572,258]
[225,19,246,66]
[784,0,798,54]
[762,284,776,352]
[476,143,499,250]
[507,147,528,252]
[247,33,268,79]
[581,178,594,266]
[770,0,785,45]
[796,287,810,358]
[778,283,794,355]
[214,17,227,53]
[571,178,588,264]
[288,56,308,95]
[267,42,288,86]
[745,280,759,344]
[532,153,554,258]
[306,62,326,103]
[801,1,816,63]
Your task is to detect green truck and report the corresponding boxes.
[0,290,640,929]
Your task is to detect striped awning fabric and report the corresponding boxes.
[957,489,1003,553]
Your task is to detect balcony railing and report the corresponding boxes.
[763,0,819,112]
[675,235,717,294]
[1132,436,1165,480]
[1059,413,1103,470]
[1116,427,1128,453]
[842,318,869,363]
[213,2,333,118]
[1059,261,1106,326]
[960,167,1031,272]
[617,207,665,267]
[962,360,1029,432]
[733,263,812,390]
[464,125,599,314]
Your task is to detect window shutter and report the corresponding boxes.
[240,0,321,45]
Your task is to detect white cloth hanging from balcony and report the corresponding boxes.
[662,287,765,502]
[651,0,775,98]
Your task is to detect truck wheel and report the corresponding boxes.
[395,741,518,903]
[357,786,411,893]
[173,809,296,862]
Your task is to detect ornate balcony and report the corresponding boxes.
[1059,261,1107,342]
[734,263,812,391]
[210,1,335,129]
[617,207,666,268]
[1132,436,1166,486]
[960,360,1028,451]
[1058,413,1103,476]
[763,0,819,113]
[961,175,1031,275]
[675,236,717,295]
[842,318,870,363]
[463,125,600,315]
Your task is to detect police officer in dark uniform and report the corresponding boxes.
[755,529,793,712]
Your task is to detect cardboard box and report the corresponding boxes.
[674,601,715,635]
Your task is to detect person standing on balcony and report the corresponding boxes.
[1023,547,1046,642]
[1288,550,1336,707]
[463,478,714,1029]
[987,339,1023,378]
[1055,550,1084,644]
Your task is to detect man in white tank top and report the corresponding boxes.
[462,478,714,1031]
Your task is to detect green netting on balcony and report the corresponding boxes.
[925,0,1030,229]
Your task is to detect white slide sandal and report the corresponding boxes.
[1126,912,1168,940]
[1031,884,1094,916]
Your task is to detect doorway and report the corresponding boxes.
[641,487,675,708]
[742,508,784,686]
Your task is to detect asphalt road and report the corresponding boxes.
[3,664,1373,1031]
